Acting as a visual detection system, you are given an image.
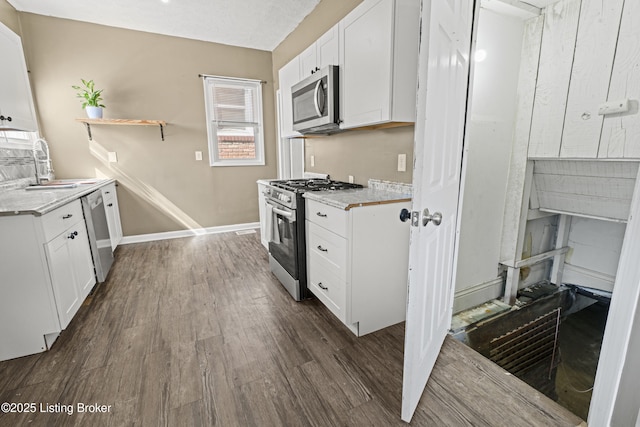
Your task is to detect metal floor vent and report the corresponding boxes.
[488,308,561,377]
[235,229,257,236]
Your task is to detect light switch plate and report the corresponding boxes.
[348,175,354,183]
[311,155,315,167]
[108,152,118,163]
[195,151,203,161]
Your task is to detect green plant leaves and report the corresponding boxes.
[72,79,106,109]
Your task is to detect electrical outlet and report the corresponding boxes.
[348,175,354,184]
[195,151,203,161]
[311,155,315,167]
[108,152,118,163]
[398,154,407,172]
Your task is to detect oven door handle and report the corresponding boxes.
[272,206,294,219]
[267,202,296,221]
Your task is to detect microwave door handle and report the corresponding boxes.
[313,80,323,117]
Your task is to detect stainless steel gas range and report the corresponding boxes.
[264,179,362,301]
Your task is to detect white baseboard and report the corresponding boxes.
[563,263,615,293]
[453,277,504,314]
[120,222,260,245]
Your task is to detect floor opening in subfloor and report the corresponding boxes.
[555,300,609,420]
[451,283,610,421]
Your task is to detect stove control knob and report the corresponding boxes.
[284,196,291,203]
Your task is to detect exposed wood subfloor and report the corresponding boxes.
[0,231,584,426]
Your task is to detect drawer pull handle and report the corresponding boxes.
[317,245,328,252]
[62,214,73,219]
[316,212,327,218]
[107,203,113,207]
[318,282,328,290]
[67,231,78,240]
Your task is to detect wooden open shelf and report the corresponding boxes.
[75,118,167,141]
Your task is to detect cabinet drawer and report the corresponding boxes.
[307,221,347,280]
[41,199,83,242]
[306,199,348,237]
[308,262,345,322]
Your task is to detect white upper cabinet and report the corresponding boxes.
[299,25,340,79]
[276,0,419,137]
[339,0,419,129]
[528,0,639,159]
[0,22,38,132]
[278,25,339,139]
[278,56,302,138]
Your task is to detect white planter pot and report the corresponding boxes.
[85,106,103,119]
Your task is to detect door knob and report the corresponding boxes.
[422,208,442,226]
[399,208,411,222]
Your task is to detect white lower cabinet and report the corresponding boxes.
[45,218,95,329]
[305,198,410,336]
[101,182,122,250]
[0,198,96,361]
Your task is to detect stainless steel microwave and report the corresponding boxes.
[291,65,340,135]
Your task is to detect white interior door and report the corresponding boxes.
[401,0,474,422]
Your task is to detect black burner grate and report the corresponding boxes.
[271,179,362,192]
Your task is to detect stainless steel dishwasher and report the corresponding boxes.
[81,190,114,282]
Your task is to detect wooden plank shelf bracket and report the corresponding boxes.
[75,119,167,141]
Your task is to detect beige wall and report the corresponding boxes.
[272,0,414,185]
[0,0,19,35]
[304,127,414,185]
[18,14,276,236]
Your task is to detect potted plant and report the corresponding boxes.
[72,79,106,119]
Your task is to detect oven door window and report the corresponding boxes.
[268,205,298,278]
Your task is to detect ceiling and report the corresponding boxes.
[7,0,321,51]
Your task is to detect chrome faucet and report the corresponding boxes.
[33,138,54,184]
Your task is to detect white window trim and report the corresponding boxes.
[202,76,265,167]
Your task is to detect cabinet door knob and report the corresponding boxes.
[317,245,328,252]
[318,282,328,290]
[62,214,73,219]
[316,212,327,218]
[68,231,78,239]
[107,203,113,207]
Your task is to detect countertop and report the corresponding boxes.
[303,186,411,211]
[0,178,115,216]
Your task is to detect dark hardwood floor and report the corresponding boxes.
[0,230,584,426]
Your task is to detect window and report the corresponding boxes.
[203,76,265,166]
[0,130,38,149]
